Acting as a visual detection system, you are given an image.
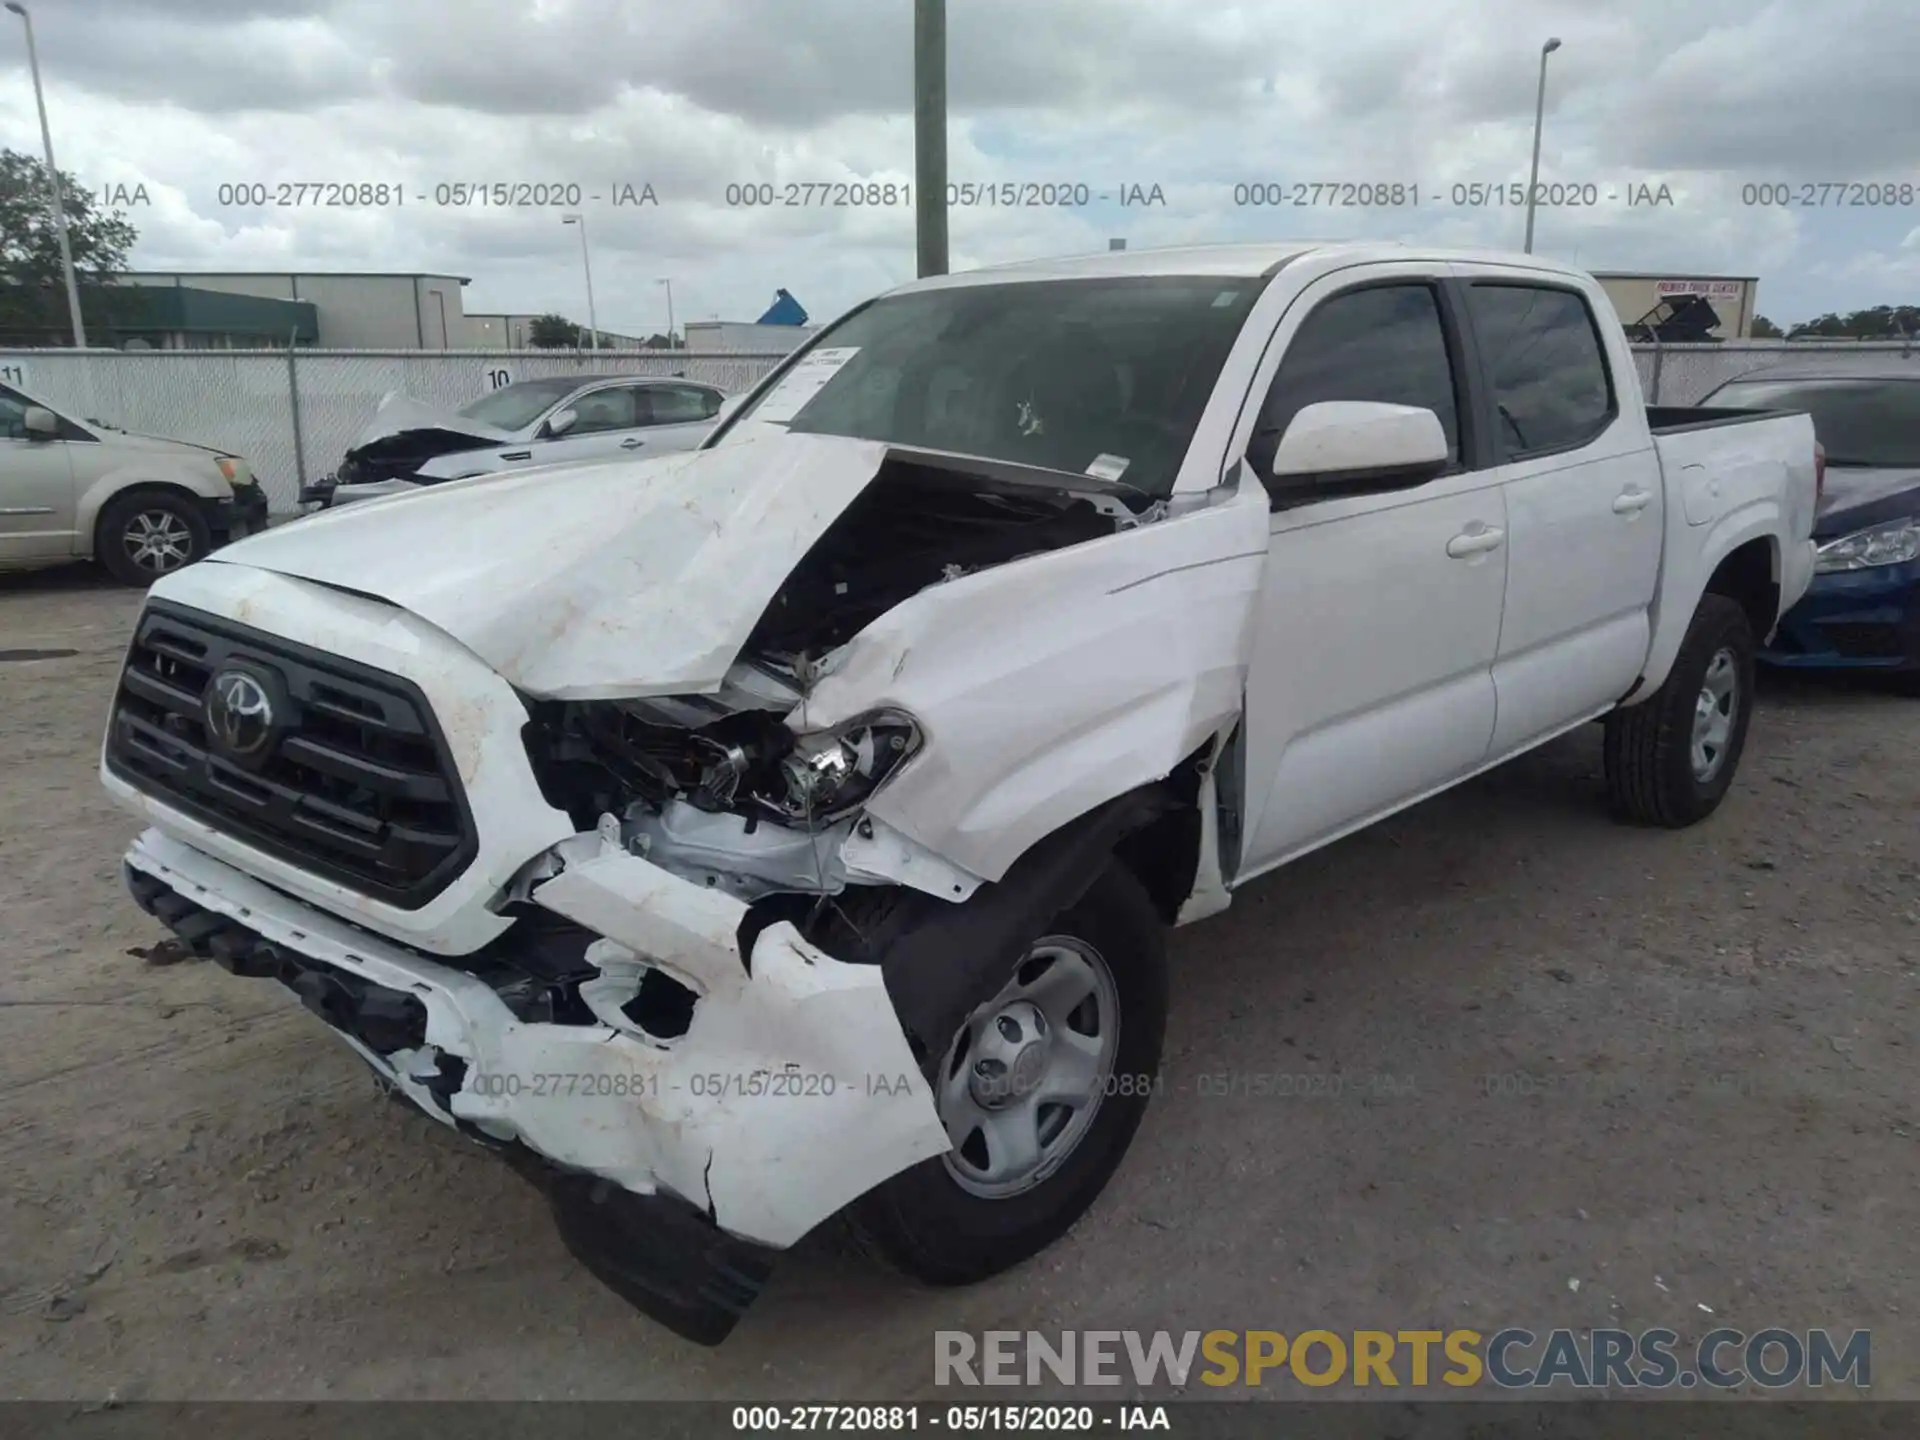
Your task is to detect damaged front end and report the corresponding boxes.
[117,427,1270,1343]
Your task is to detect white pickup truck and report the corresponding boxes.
[101,242,1818,1344]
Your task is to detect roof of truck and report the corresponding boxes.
[888,241,1592,292]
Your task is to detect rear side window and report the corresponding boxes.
[1467,284,1615,456]
[1253,283,1462,479]
[647,384,723,424]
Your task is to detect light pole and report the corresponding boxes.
[655,278,675,348]
[913,0,948,277]
[6,2,86,347]
[560,213,598,350]
[1522,36,1562,255]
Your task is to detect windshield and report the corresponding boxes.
[729,276,1267,498]
[1708,377,1920,467]
[456,377,582,431]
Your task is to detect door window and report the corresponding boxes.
[1252,284,1462,487]
[0,389,29,441]
[644,384,724,424]
[1466,284,1615,457]
[566,386,641,434]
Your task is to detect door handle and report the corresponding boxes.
[499,450,533,461]
[1445,526,1505,558]
[1612,490,1653,514]
[620,437,646,450]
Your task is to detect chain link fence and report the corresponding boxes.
[4,340,1916,513]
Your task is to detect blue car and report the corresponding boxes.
[1698,360,1920,687]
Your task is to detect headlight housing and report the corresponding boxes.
[1814,516,1920,573]
[774,709,922,827]
[214,455,253,487]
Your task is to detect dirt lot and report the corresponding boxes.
[1,565,1915,1403]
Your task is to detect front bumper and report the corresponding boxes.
[211,482,270,539]
[120,824,948,1342]
[1761,559,1920,671]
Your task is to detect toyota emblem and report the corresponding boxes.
[205,669,277,760]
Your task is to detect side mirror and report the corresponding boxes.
[23,406,58,439]
[1264,401,1449,503]
[545,407,579,438]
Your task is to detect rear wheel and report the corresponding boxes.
[97,491,211,587]
[849,861,1167,1285]
[1604,594,1756,826]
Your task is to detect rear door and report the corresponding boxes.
[0,386,78,561]
[1232,265,1511,879]
[635,383,727,453]
[1455,273,1663,756]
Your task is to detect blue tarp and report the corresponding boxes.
[755,289,809,326]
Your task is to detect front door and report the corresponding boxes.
[0,386,77,562]
[1231,270,1510,880]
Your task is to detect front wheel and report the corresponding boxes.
[848,861,1167,1285]
[1603,594,1757,827]
[97,491,212,587]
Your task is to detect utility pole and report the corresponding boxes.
[561,213,598,349]
[913,0,948,277]
[7,3,87,347]
[1523,37,1562,255]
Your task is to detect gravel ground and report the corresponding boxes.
[1,564,1914,1403]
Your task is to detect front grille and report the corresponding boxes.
[1815,621,1907,661]
[106,602,477,909]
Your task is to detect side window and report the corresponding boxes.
[1252,284,1461,484]
[1466,284,1615,456]
[646,384,723,425]
[566,386,640,434]
[0,389,28,441]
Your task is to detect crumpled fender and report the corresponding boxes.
[800,471,1272,884]
[529,831,951,1246]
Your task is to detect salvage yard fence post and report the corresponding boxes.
[0,341,1912,516]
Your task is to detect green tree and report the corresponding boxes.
[1786,305,1920,340]
[527,312,583,348]
[1750,315,1784,339]
[0,148,139,343]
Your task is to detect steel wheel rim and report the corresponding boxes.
[937,935,1120,1199]
[1691,646,1739,782]
[124,510,194,574]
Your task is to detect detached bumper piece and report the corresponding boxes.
[211,482,271,539]
[121,859,777,1345]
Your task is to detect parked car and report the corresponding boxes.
[102,242,1818,1345]
[298,375,730,509]
[0,381,267,585]
[1695,358,1920,684]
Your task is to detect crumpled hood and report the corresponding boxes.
[350,393,516,449]
[205,432,889,700]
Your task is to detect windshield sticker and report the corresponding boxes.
[1086,453,1131,481]
[750,346,862,424]
[1212,291,1241,308]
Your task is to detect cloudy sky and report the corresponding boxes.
[2,0,1916,336]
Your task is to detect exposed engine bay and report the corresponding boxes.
[522,456,1127,899]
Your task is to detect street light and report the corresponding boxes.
[560,213,599,350]
[6,2,87,347]
[655,278,675,348]
[1523,36,1563,255]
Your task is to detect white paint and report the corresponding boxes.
[351,393,514,448]
[214,431,893,700]
[1268,400,1448,477]
[125,825,948,1249]
[802,473,1269,883]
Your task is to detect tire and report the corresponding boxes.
[1603,594,1756,827]
[97,490,212,587]
[848,860,1168,1286]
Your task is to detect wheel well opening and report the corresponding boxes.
[1704,538,1778,643]
[95,484,209,540]
[1110,749,1209,925]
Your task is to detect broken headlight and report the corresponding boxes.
[773,709,922,827]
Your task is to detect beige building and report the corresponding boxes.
[117,272,474,349]
[1592,273,1760,340]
